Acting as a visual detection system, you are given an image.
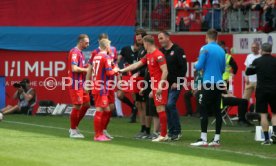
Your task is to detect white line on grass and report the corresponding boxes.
[2,120,275,160]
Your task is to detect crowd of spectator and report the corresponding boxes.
[137,0,276,33]
[175,0,276,32]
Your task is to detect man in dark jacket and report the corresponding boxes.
[158,31,187,140]
[246,43,276,145]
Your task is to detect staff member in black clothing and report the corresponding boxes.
[132,28,149,138]
[158,31,187,140]
[246,43,276,145]
[222,91,253,126]
[139,69,159,140]
[118,42,139,65]
[117,42,140,122]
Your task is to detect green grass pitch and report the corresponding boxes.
[0,115,275,166]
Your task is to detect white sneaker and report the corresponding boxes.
[69,129,84,139]
[152,135,168,142]
[69,128,81,134]
[0,113,3,121]
[103,130,114,139]
[208,139,220,147]
[190,139,208,147]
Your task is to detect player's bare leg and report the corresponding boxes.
[1,105,13,113]
[153,117,160,134]
[2,105,20,115]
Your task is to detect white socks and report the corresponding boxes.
[201,132,207,142]
[200,133,220,142]
[214,134,220,141]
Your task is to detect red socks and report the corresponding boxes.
[77,106,89,126]
[102,111,112,130]
[94,111,103,137]
[70,108,79,129]
[158,111,167,137]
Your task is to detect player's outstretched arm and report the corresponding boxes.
[119,61,144,73]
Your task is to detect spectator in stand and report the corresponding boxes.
[152,0,171,30]
[260,0,276,32]
[220,0,231,31]
[190,1,204,31]
[175,0,191,8]
[232,0,244,9]
[202,0,212,14]
[205,0,221,31]
[220,0,232,10]
[251,0,263,10]
[176,0,191,31]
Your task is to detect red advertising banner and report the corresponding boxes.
[0,50,70,111]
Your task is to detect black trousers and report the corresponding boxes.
[198,84,222,134]
[184,90,200,115]
[222,97,248,121]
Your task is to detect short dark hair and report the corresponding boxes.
[78,34,89,42]
[135,28,147,38]
[143,35,155,45]
[261,43,272,53]
[98,33,109,40]
[206,29,218,40]
[158,30,170,37]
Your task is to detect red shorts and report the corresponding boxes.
[69,89,90,105]
[152,89,168,107]
[93,94,109,108]
[108,90,115,104]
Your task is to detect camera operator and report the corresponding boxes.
[1,78,36,116]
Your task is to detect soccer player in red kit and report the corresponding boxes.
[68,34,90,138]
[89,33,118,139]
[119,35,169,142]
[86,39,119,141]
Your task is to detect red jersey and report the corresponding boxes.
[68,47,86,90]
[89,51,115,95]
[140,49,167,81]
[90,46,118,63]
[90,46,118,81]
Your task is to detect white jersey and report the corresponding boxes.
[244,53,261,83]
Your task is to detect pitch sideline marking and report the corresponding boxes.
[1,120,275,160]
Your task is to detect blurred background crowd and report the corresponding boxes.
[137,0,276,33]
